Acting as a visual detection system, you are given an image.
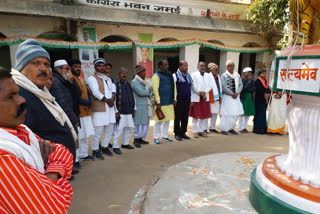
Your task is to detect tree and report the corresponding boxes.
[246,0,290,49]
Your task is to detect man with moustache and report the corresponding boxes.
[139,48,153,78]
[69,59,95,161]
[0,66,74,213]
[11,39,78,172]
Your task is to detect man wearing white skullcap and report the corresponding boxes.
[218,60,244,135]
[238,67,255,133]
[50,59,82,169]
[88,58,117,158]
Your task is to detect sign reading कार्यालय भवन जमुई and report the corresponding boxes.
[274,55,320,96]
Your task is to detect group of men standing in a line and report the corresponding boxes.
[0,38,268,213]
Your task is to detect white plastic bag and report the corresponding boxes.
[267,94,287,133]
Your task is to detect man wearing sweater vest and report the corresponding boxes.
[152,58,177,144]
[173,61,192,141]
[69,59,95,161]
[113,68,136,153]
[88,58,118,158]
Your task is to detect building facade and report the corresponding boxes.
[0,0,281,80]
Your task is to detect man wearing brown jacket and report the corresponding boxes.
[70,59,95,161]
[88,59,118,158]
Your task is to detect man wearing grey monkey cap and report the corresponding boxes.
[11,39,78,170]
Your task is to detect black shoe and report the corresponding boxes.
[244,129,249,133]
[108,144,113,148]
[121,144,135,150]
[113,148,122,155]
[79,155,95,161]
[92,150,105,160]
[203,130,208,134]
[228,129,238,135]
[175,135,182,141]
[209,129,219,134]
[74,162,81,169]
[139,138,149,144]
[181,134,191,140]
[221,131,229,135]
[102,147,113,156]
[133,140,141,148]
[72,169,79,175]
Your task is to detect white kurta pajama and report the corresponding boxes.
[134,124,149,139]
[88,74,117,150]
[77,116,95,158]
[219,71,244,132]
[113,114,135,148]
[238,116,250,131]
[190,71,213,133]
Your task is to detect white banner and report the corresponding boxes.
[75,0,243,20]
[78,27,99,81]
[276,58,320,94]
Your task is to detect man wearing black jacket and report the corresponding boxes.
[50,59,82,168]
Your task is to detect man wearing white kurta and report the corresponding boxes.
[189,62,213,138]
[207,63,222,133]
[219,60,244,135]
[88,58,117,158]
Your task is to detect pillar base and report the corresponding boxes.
[249,155,320,214]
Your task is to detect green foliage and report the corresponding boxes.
[246,0,290,49]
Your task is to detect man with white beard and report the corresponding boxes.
[219,60,244,135]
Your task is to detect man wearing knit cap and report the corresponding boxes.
[173,61,192,141]
[219,60,244,135]
[69,59,95,161]
[11,39,78,173]
[189,61,213,138]
[131,65,153,147]
[88,58,117,158]
[207,63,222,133]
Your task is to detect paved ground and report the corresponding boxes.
[68,119,289,214]
[144,152,274,214]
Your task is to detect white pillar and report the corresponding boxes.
[179,44,200,74]
[219,51,240,74]
[276,95,320,187]
[9,44,18,69]
[219,51,227,74]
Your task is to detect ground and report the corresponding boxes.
[68,119,289,214]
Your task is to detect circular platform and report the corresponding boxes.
[249,155,320,214]
[142,152,275,214]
